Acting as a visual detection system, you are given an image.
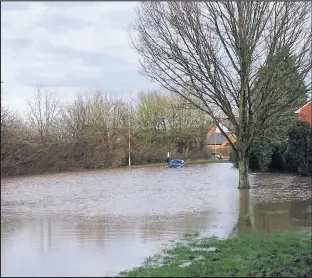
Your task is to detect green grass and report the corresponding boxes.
[126,229,312,277]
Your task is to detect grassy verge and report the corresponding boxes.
[125,229,312,277]
[1,158,231,179]
[127,158,230,169]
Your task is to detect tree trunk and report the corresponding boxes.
[238,156,250,189]
[238,189,252,233]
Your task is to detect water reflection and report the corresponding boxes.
[230,173,312,236]
[1,212,236,277]
[1,164,311,276]
[251,200,311,234]
[231,189,253,235]
[249,172,311,234]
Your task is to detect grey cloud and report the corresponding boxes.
[37,41,135,72]
[45,2,91,9]
[2,38,33,51]
[14,40,154,93]
[16,64,153,91]
[2,1,157,97]
[6,36,152,94]
[1,2,30,11]
[104,9,136,31]
[39,15,95,33]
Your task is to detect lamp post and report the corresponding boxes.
[214,129,216,158]
[128,115,131,168]
[127,92,136,168]
[128,98,131,168]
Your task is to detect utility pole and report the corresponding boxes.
[127,91,137,168]
[128,112,131,168]
[214,129,216,158]
[128,96,131,168]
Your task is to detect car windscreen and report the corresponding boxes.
[170,160,182,164]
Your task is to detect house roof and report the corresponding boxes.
[205,132,231,145]
[217,118,236,133]
[207,118,237,136]
[294,100,312,113]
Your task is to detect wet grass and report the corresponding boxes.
[126,229,312,277]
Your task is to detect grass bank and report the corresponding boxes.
[125,229,312,277]
[127,158,230,169]
[1,158,230,180]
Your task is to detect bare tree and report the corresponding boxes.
[136,91,170,140]
[27,86,60,142]
[130,1,311,189]
[1,98,20,140]
[1,97,11,138]
[60,91,130,146]
[60,94,89,140]
[167,94,211,155]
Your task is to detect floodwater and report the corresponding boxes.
[1,163,311,277]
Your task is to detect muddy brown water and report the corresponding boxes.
[1,163,311,277]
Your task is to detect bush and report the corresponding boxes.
[246,120,311,176]
[249,132,278,172]
[283,121,312,176]
[248,150,259,171]
[268,147,285,172]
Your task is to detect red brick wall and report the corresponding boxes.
[298,102,312,124]
[204,145,233,157]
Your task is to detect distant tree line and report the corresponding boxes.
[1,88,212,177]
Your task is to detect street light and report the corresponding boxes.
[127,91,136,168]
[128,100,131,168]
[214,128,217,157]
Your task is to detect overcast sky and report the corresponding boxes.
[1,1,157,114]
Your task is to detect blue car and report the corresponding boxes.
[167,159,187,168]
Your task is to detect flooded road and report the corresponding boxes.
[1,163,311,277]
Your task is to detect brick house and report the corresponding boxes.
[295,100,312,124]
[204,119,236,157]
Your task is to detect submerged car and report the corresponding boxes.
[167,159,187,168]
[212,152,222,159]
